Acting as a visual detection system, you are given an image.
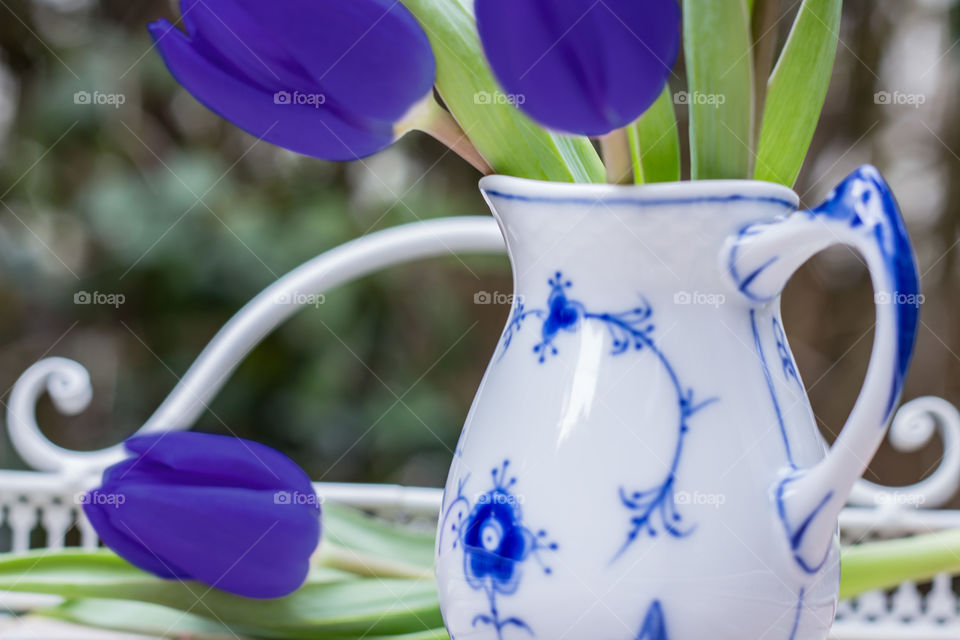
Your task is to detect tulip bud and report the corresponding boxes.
[476,0,681,137]
[82,432,320,599]
[148,0,435,160]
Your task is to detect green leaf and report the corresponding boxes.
[317,503,435,577]
[626,86,681,184]
[754,0,842,186]
[0,550,443,639]
[44,599,243,640]
[682,0,755,179]
[400,0,605,183]
[840,529,960,599]
[47,599,452,640]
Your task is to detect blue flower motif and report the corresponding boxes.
[540,273,583,346]
[83,432,320,599]
[148,0,435,160]
[440,461,556,638]
[463,492,551,596]
[476,0,681,136]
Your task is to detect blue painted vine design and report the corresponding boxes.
[439,460,557,639]
[497,272,717,559]
[772,317,801,387]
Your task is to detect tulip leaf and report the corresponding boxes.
[400,0,605,183]
[626,86,681,184]
[318,503,434,577]
[682,0,755,179]
[0,550,443,639]
[754,0,842,186]
[839,528,960,599]
[44,599,244,639]
[47,598,452,640]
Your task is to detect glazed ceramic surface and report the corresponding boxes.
[435,167,919,640]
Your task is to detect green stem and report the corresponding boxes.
[840,528,960,599]
[599,129,632,184]
[397,94,493,174]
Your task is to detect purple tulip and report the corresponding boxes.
[82,432,320,599]
[148,0,435,160]
[476,0,681,136]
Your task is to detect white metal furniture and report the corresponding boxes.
[0,217,957,638]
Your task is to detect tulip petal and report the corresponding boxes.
[149,19,393,160]
[83,497,187,580]
[229,0,435,122]
[476,0,680,136]
[123,432,315,496]
[103,484,319,598]
[178,0,314,93]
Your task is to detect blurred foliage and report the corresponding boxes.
[0,0,958,498]
[0,0,509,485]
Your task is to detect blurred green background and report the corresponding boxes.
[0,0,958,497]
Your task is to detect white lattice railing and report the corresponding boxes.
[0,217,957,638]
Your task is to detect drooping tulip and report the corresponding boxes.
[475,0,681,137]
[148,0,435,160]
[82,432,320,598]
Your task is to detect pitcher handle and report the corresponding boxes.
[724,165,920,573]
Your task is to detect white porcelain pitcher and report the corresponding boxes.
[434,165,919,640]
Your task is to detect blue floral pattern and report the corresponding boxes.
[636,600,669,640]
[440,461,556,639]
[498,272,717,558]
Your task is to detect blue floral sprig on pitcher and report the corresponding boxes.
[497,272,718,559]
[440,460,557,639]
